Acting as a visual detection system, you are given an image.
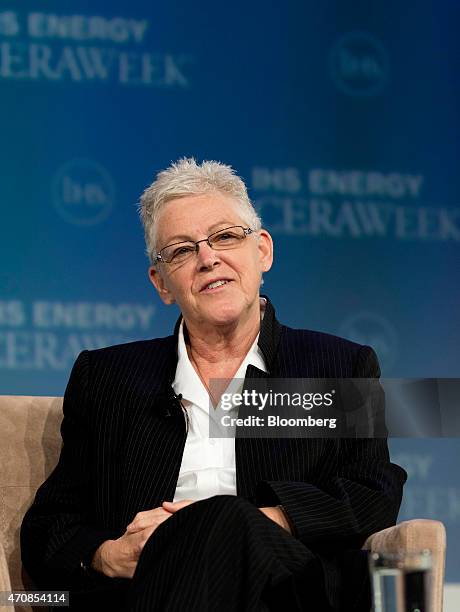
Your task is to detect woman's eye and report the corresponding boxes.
[174,246,194,256]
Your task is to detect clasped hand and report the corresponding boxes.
[92,499,193,578]
[92,500,290,578]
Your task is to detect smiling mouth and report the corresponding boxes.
[201,280,231,292]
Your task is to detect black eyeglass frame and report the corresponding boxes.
[154,225,255,264]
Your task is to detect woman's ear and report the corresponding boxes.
[148,266,175,304]
[257,229,274,273]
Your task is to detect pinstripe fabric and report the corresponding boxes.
[20,296,406,610]
[130,494,328,612]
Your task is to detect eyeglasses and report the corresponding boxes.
[154,225,255,265]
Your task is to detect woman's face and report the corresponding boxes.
[148,192,273,331]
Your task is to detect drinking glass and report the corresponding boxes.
[368,550,432,612]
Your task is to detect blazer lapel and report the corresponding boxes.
[256,294,282,373]
[235,296,286,500]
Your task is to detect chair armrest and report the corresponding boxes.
[363,519,446,612]
[0,540,12,592]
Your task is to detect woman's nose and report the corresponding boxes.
[196,241,220,269]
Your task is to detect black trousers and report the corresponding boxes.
[128,494,372,611]
[66,495,371,611]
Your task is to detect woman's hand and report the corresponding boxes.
[92,500,289,578]
[91,505,175,578]
[259,506,293,534]
[124,500,196,535]
[125,503,186,533]
[161,499,195,514]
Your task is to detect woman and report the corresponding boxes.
[21,158,407,611]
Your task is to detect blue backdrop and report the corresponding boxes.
[1,0,459,583]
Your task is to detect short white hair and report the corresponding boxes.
[138,157,262,264]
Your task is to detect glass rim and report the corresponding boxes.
[156,225,253,264]
[369,549,432,570]
[370,550,432,559]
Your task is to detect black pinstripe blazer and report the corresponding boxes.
[20,295,407,600]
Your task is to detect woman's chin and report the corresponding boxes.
[186,293,259,330]
[206,310,241,328]
[201,301,245,328]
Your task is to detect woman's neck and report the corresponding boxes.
[184,306,261,368]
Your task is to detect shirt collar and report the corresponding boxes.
[171,294,281,379]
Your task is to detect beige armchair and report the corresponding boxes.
[0,396,447,612]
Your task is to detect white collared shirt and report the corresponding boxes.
[172,303,267,502]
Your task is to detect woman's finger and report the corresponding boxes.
[161,499,195,513]
[126,507,172,533]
